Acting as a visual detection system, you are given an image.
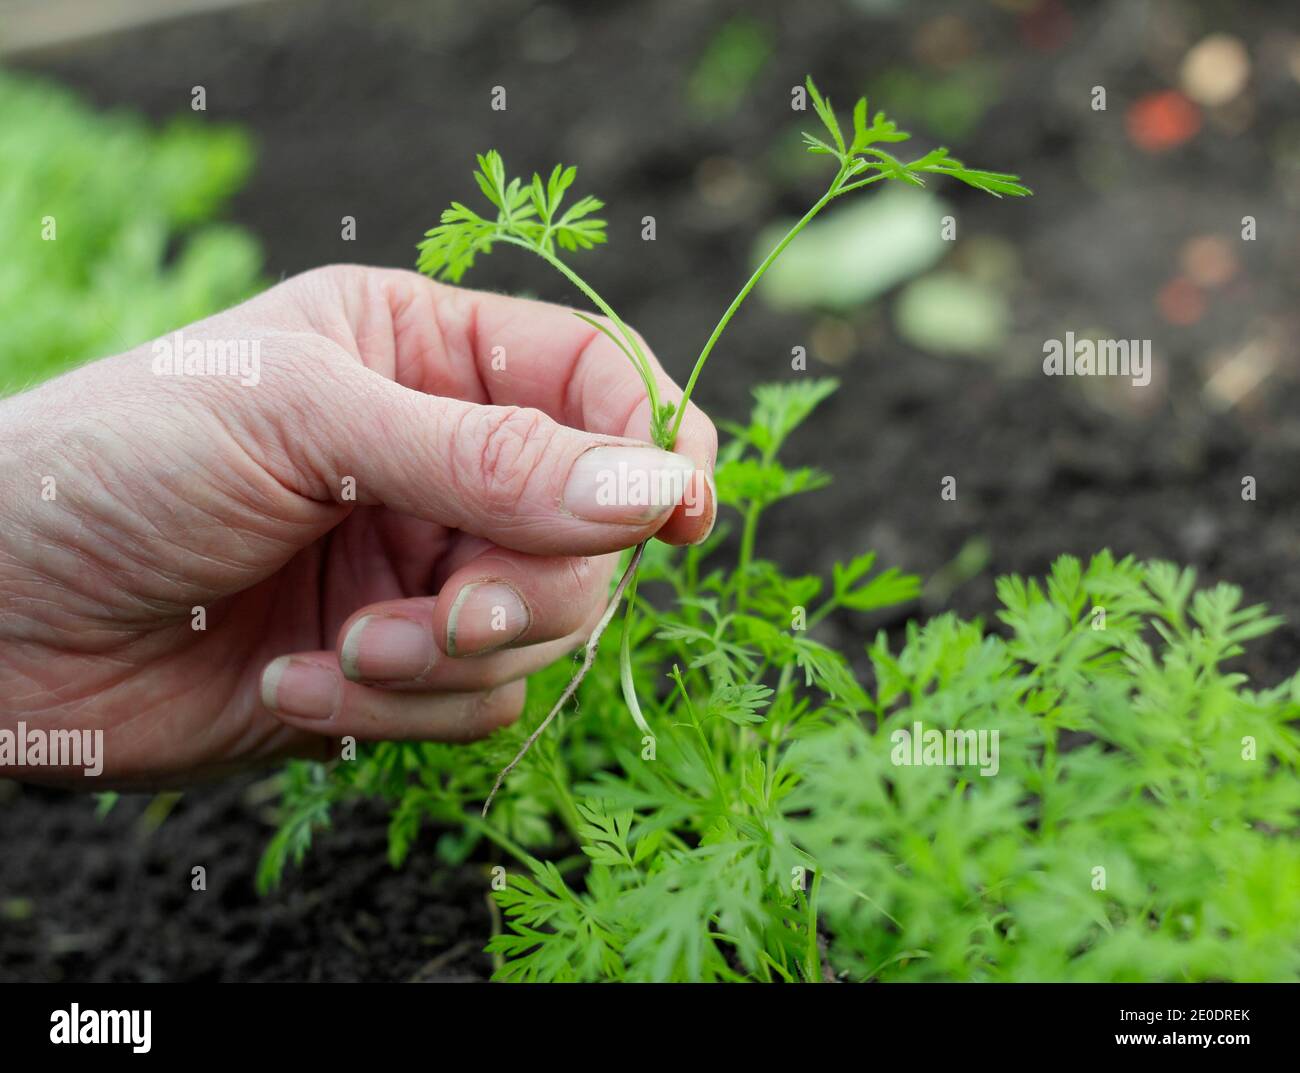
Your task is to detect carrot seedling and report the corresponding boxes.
[262,87,1300,982]
[416,76,1031,813]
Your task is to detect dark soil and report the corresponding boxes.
[2,0,1297,982]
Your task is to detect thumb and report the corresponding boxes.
[296,367,704,556]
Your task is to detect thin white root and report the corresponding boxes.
[482,541,648,817]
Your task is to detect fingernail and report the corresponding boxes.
[690,470,718,545]
[261,656,338,720]
[563,446,698,524]
[339,614,434,681]
[446,581,530,656]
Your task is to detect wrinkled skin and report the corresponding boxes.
[0,266,716,787]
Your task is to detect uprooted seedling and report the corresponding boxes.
[415,76,1031,814]
[261,82,1300,984]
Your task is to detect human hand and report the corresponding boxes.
[0,265,715,787]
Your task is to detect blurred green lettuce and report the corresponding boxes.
[0,69,262,396]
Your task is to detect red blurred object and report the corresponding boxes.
[1157,276,1206,325]
[1126,91,1202,153]
[1018,0,1072,53]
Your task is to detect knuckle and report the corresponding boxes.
[564,555,605,608]
[463,405,557,516]
[292,263,369,299]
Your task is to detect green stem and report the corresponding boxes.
[545,760,587,839]
[834,171,890,197]
[500,235,662,424]
[806,596,839,630]
[669,169,847,445]
[804,868,824,983]
[764,661,795,780]
[459,811,535,866]
[735,503,762,610]
[619,568,653,738]
[671,667,729,805]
